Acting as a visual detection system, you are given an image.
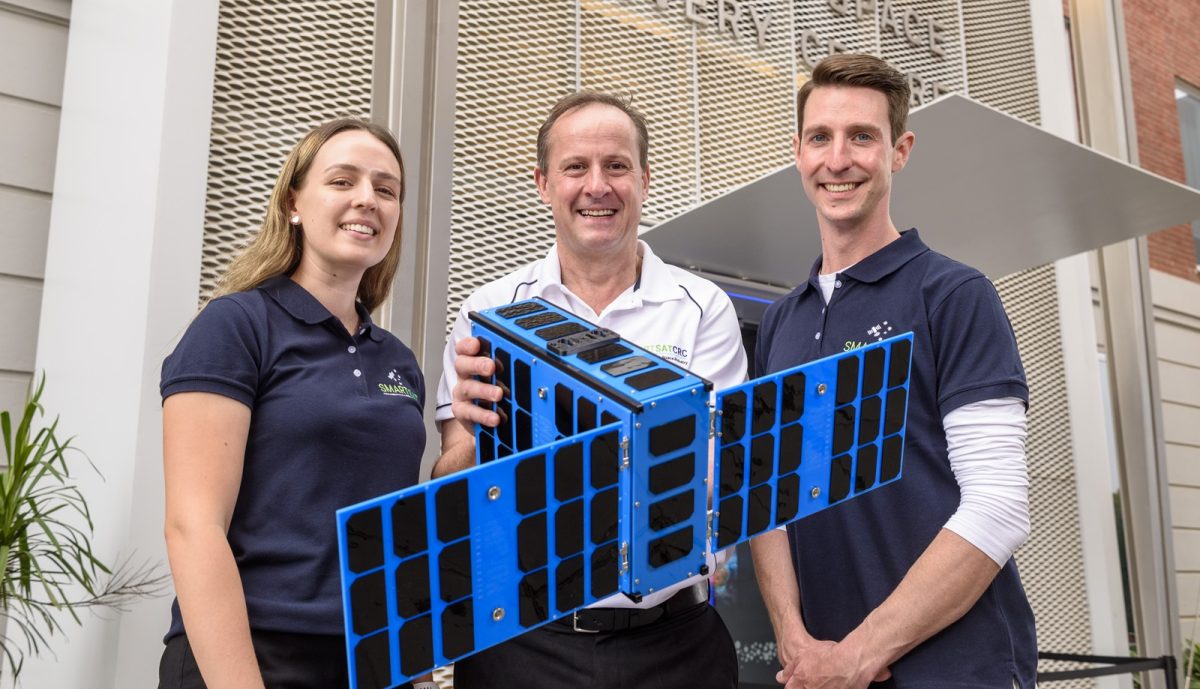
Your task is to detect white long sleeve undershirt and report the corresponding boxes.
[941,396,1031,566]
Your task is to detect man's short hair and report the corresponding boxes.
[536,91,650,171]
[797,54,911,144]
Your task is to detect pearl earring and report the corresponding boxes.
[290,214,301,225]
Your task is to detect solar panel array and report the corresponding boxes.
[337,299,912,688]
[338,425,627,689]
[713,336,913,550]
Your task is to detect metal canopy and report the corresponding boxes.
[644,94,1200,286]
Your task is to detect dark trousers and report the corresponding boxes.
[453,601,738,689]
[158,630,411,689]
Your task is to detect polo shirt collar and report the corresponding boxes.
[536,240,682,304]
[359,304,386,342]
[841,229,928,283]
[796,228,929,295]
[635,240,685,303]
[533,243,567,294]
[259,275,385,341]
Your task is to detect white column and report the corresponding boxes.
[1069,0,1181,681]
[1032,0,1135,685]
[23,0,219,686]
[376,0,462,478]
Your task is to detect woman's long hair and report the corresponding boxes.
[211,118,406,312]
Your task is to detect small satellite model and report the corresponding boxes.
[337,298,913,689]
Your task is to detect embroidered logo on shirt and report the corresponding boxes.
[845,321,895,351]
[645,343,689,365]
[378,368,419,400]
[867,321,893,340]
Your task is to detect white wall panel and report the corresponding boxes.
[1151,267,1200,320]
[1169,486,1200,528]
[0,96,59,192]
[1157,320,1200,369]
[1151,265,1200,641]
[0,3,66,423]
[0,277,41,371]
[1167,443,1200,486]
[0,9,68,105]
[1163,402,1200,448]
[1178,573,1199,636]
[1159,360,1200,408]
[0,186,50,278]
[1172,530,1200,571]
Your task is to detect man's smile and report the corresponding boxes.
[821,182,861,193]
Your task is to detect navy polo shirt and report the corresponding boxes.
[161,275,426,639]
[756,230,1037,688]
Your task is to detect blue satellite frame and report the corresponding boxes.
[337,298,913,689]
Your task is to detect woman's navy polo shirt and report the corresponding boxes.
[756,230,1037,688]
[161,275,426,639]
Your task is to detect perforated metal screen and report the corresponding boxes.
[579,1,697,223]
[694,0,795,202]
[962,0,1041,123]
[199,0,376,302]
[448,0,573,331]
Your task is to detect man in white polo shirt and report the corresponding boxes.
[433,91,747,689]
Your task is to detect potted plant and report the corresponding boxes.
[0,376,167,681]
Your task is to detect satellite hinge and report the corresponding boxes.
[619,542,629,574]
[708,404,717,440]
[706,509,714,544]
[620,436,630,470]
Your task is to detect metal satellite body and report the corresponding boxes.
[337,298,913,689]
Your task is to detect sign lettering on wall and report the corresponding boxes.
[652,0,775,48]
[645,0,958,106]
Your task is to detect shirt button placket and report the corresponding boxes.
[817,287,834,355]
[349,342,368,396]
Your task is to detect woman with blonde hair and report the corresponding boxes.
[157,119,434,689]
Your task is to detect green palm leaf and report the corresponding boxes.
[0,375,168,682]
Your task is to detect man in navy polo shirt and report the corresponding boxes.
[750,54,1037,688]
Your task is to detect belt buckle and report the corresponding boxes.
[572,611,600,633]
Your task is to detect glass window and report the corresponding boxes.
[1176,84,1200,267]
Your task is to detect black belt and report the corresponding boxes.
[552,582,708,633]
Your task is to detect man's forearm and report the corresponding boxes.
[840,528,1001,675]
[433,420,476,478]
[749,529,810,666]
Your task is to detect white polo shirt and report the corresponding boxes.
[436,240,748,609]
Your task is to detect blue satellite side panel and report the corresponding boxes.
[712,334,913,551]
[626,388,712,596]
[336,423,630,689]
